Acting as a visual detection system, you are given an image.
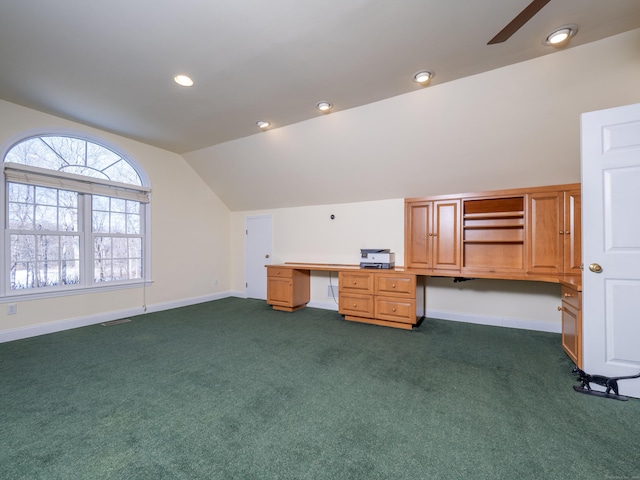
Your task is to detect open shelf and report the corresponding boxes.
[463,196,525,270]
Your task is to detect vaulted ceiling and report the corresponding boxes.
[1,0,639,155]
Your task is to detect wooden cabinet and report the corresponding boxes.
[405,199,460,272]
[527,188,582,277]
[563,189,582,276]
[338,270,424,330]
[561,283,582,367]
[405,183,581,282]
[266,266,310,312]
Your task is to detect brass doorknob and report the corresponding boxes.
[589,263,603,273]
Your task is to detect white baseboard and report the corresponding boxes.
[426,309,561,334]
[305,302,560,333]
[1,294,560,343]
[307,300,339,311]
[0,291,233,343]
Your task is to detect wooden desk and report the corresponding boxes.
[266,263,425,330]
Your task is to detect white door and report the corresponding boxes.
[581,102,640,399]
[245,215,272,299]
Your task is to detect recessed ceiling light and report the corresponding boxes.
[256,121,271,130]
[413,71,434,84]
[316,101,333,112]
[544,24,578,47]
[173,74,194,87]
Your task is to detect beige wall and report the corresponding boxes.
[227,30,640,331]
[0,99,231,336]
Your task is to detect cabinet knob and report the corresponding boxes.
[353,281,357,285]
[392,284,396,288]
[353,303,357,307]
[392,308,397,312]
[563,292,573,297]
[565,230,570,234]
[557,306,562,311]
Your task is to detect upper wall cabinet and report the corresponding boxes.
[404,199,461,272]
[405,183,581,282]
[527,188,582,277]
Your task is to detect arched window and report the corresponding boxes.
[3,134,150,294]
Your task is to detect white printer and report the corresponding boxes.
[360,249,395,269]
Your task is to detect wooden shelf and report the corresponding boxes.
[463,211,524,219]
[464,225,523,230]
[463,240,524,244]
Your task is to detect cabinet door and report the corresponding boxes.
[405,202,431,269]
[527,192,563,275]
[433,200,461,271]
[563,190,582,275]
[561,286,582,367]
[267,277,293,306]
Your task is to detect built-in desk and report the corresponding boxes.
[266,263,425,330]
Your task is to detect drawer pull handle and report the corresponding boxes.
[353,281,357,285]
[563,293,573,297]
[392,308,397,312]
[392,284,396,288]
[353,303,357,308]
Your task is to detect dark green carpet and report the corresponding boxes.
[1,297,638,479]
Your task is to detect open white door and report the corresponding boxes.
[581,102,640,399]
[245,215,272,300]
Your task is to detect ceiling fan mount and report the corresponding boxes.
[488,0,551,45]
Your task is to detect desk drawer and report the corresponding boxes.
[339,293,374,317]
[267,267,293,279]
[375,297,416,324]
[561,285,580,309]
[339,271,374,295]
[375,273,415,297]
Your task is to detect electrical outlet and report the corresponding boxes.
[7,304,17,315]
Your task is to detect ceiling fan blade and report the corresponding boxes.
[487,0,551,45]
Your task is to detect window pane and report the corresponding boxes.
[92,211,109,233]
[35,205,58,230]
[37,235,60,267]
[61,236,80,261]
[10,235,36,261]
[8,183,33,203]
[129,259,142,279]
[35,186,58,206]
[59,207,78,231]
[127,213,140,235]
[112,237,128,258]
[8,203,33,230]
[61,259,80,285]
[93,195,110,211]
[11,261,35,289]
[5,136,142,186]
[128,238,142,256]
[37,261,60,287]
[111,198,126,213]
[110,213,126,234]
[126,201,139,214]
[59,190,78,208]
